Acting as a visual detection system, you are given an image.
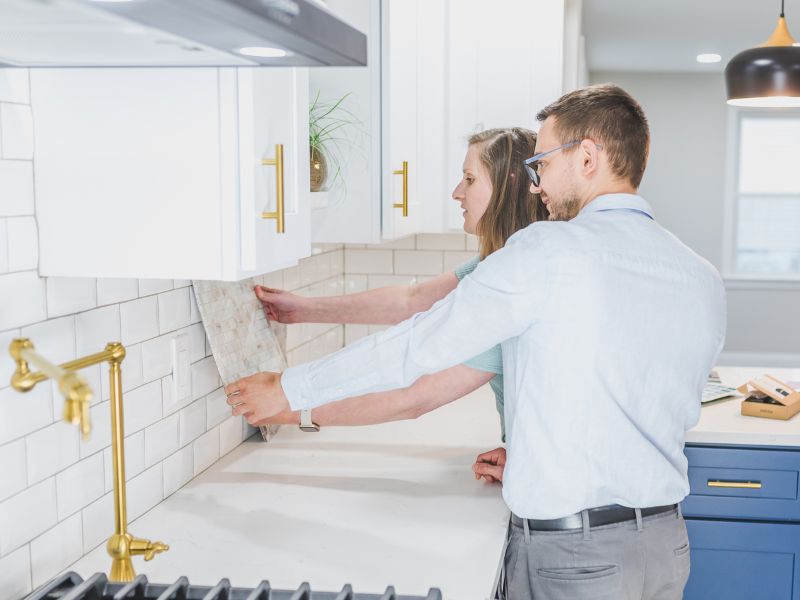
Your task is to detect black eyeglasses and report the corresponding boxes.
[523,141,602,186]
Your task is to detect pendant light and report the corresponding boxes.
[725,0,800,107]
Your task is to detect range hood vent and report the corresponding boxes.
[0,0,367,67]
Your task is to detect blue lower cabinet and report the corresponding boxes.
[684,519,800,600]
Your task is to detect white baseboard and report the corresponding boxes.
[718,351,800,368]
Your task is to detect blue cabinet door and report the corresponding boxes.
[684,519,800,600]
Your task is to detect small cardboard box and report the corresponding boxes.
[739,375,800,421]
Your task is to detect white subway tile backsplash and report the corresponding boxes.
[0,271,46,330]
[141,334,172,382]
[138,279,173,297]
[345,249,393,274]
[193,428,219,475]
[21,316,76,366]
[191,357,220,401]
[187,323,206,363]
[219,416,243,455]
[6,216,37,271]
[1,103,34,160]
[179,398,206,447]
[443,251,477,273]
[344,324,369,346]
[394,250,443,275]
[122,380,162,434]
[0,69,29,103]
[120,297,159,345]
[0,383,52,445]
[46,278,97,319]
[0,439,26,502]
[344,274,367,295]
[0,478,57,555]
[0,160,34,217]
[81,492,112,552]
[188,287,201,325]
[96,278,139,306]
[376,236,415,250]
[25,421,79,485]
[0,328,20,384]
[144,413,179,467]
[173,279,190,288]
[282,265,301,291]
[205,388,229,429]
[102,429,144,493]
[330,250,344,277]
[30,513,82,588]
[127,464,163,522]
[75,304,120,358]
[158,288,191,334]
[416,233,466,251]
[163,445,193,497]
[0,545,31,599]
[56,453,104,520]
[0,219,8,274]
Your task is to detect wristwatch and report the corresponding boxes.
[299,409,320,432]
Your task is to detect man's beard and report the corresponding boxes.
[547,194,582,221]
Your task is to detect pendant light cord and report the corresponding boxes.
[782,0,785,17]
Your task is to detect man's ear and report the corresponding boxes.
[580,139,601,176]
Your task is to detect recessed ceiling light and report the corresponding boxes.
[237,47,288,58]
[697,53,722,64]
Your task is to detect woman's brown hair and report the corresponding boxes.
[468,128,547,259]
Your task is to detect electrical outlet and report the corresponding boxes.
[170,333,192,411]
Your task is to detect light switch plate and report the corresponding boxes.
[170,333,191,411]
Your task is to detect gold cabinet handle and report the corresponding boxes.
[392,160,409,217]
[261,143,285,234]
[707,480,762,489]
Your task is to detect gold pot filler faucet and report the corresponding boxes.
[9,338,168,582]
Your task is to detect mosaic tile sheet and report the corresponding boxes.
[192,278,288,442]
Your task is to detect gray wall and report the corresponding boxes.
[591,71,800,364]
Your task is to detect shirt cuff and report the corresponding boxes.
[281,364,316,411]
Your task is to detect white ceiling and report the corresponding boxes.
[583,0,800,73]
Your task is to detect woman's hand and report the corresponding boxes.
[255,286,307,324]
[472,447,506,483]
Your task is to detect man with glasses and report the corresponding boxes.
[227,84,726,599]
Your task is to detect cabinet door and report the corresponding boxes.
[309,0,382,244]
[233,67,311,279]
[381,0,448,239]
[31,68,227,280]
[684,519,800,600]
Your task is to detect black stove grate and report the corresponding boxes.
[24,572,443,600]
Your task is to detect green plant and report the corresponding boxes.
[308,90,361,190]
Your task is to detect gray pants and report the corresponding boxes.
[503,508,690,600]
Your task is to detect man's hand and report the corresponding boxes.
[472,447,506,484]
[225,372,290,425]
[255,286,306,324]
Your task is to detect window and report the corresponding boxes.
[727,111,800,278]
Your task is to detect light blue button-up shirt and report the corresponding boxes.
[282,194,726,519]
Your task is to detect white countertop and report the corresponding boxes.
[687,366,800,447]
[66,387,509,599]
[65,365,800,598]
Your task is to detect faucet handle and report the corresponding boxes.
[128,536,170,561]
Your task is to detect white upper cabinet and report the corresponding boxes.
[309,0,567,242]
[30,67,310,281]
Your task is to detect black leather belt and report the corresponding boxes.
[511,503,677,531]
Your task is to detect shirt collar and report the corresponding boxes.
[576,193,654,220]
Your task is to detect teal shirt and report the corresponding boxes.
[454,257,505,441]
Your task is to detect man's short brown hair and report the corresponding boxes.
[536,84,650,188]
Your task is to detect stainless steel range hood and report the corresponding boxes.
[0,0,367,67]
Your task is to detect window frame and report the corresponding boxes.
[723,106,800,286]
